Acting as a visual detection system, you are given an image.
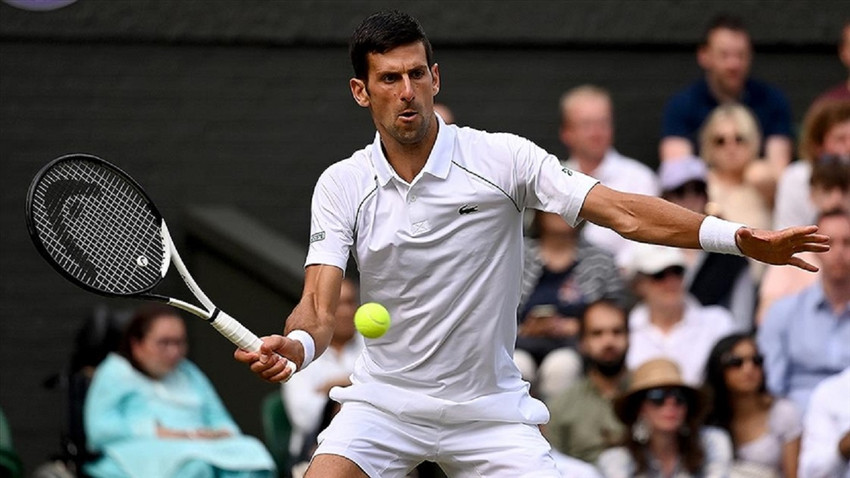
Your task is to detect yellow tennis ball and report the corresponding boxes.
[355,302,391,339]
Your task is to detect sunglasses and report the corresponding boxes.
[649,265,685,281]
[722,354,764,369]
[644,387,688,407]
[712,134,747,147]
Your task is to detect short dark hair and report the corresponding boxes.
[816,207,850,227]
[578,298,628,339]
[700,14,749,47]
[810,155,850,191]
[349,10,434,80]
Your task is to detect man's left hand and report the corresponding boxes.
[736,225,829,272]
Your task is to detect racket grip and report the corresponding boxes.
[210,310,298,376]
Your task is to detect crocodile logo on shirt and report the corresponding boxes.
[458,204,479,215]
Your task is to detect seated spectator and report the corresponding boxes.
[704,333,802,477]
[597,358,733,478]
[660,14,793,177]
[814,21,850,103]
[757,208,850,414]
[284,277,363,464]
[84,304,275,478]
[758,155,850,322]
[625,243,735,385]
[773,99,850,230]
[799,366,850,478]
[517,210,627,400]
[700,103,774,226]
[659,156,756,330]
[559,84,660,266]
[546,299,630,463]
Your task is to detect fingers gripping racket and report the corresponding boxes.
[26,153,296,375]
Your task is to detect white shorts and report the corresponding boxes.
[313,402,560,478]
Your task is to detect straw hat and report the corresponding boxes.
[614,358,706,425]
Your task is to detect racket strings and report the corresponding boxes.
[30,159,165,294]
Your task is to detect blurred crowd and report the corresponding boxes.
[3,12,848,478]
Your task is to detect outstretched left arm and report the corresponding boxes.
[579,183,829,271]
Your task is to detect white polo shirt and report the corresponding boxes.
[306,117,598,424]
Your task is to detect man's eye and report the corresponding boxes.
[411,70,425,79]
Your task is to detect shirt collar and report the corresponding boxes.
[371,114,455,187]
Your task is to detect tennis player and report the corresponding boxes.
[235,11,828,478]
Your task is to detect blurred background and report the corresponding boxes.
[1,0,847,472]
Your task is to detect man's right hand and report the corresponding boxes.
[233,334,303,383]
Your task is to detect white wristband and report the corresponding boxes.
[286,330,316,370]
[699,215,746,256]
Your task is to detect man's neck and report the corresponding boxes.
[705,75,743,104]
[380,119,439,183]
[649,302,685,333]
[571,152,606,176]
[587,368,625,399]
[823,278,850,314]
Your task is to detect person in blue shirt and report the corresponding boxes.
[757,208,850,414]
[84,304,276,478]
[660,14,793,189]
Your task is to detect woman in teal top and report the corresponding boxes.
[84,304,275,478]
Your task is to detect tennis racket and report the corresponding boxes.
[26,153,296,375]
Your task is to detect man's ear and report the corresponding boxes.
[431,63,440,96]
[350,78,370,108]
[696,45,711,70]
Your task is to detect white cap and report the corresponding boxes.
[628,243,687,277]
[659,155,707,192]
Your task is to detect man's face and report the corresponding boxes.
[698,28,752,98]
[636,266,686,310]
[580,302,628,374]
[333,280,358,342]
[818,214,850,284]
[560,94,613,163]
[349,42,440,148]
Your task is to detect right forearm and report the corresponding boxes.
[284,265,343,360]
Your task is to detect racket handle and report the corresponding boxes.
[210,310,298,376]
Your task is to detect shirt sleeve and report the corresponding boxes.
[512,136,598,227]
[305,166,356,271]
[799,376,847,478]
[757,302,791,397]
[701,427,734,478]
[762,87,794,138]
[771,398,803,443]
[661,93,693,139]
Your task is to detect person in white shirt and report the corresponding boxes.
[559,85,660,266]
[799,367,850,478]
[283,277,363,463]
[625,243,736,385]
[234,11,828,478]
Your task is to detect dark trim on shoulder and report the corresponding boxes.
[451,160,521,212]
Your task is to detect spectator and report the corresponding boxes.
[597,358,732,478]
[559,84,660,265]
[799,366,850,478]
[516,210,627,400]
[625,243,735,385]
[814,21,850,103]
[773,99,850,230]
[84,304,275,478]
[757,208,850,414]
[546,299,630,463]
[704,333,802,477]
[758,155,850,323]
[660,14,793,178]
[659,156,756,330]
[699,103,773,225]
[284,277,363,464]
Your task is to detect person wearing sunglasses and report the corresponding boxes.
[658,156,756,332]
[597,358,732,478]
[698,103,773,248]
[704,334,802,477]
[625,243,736,386]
